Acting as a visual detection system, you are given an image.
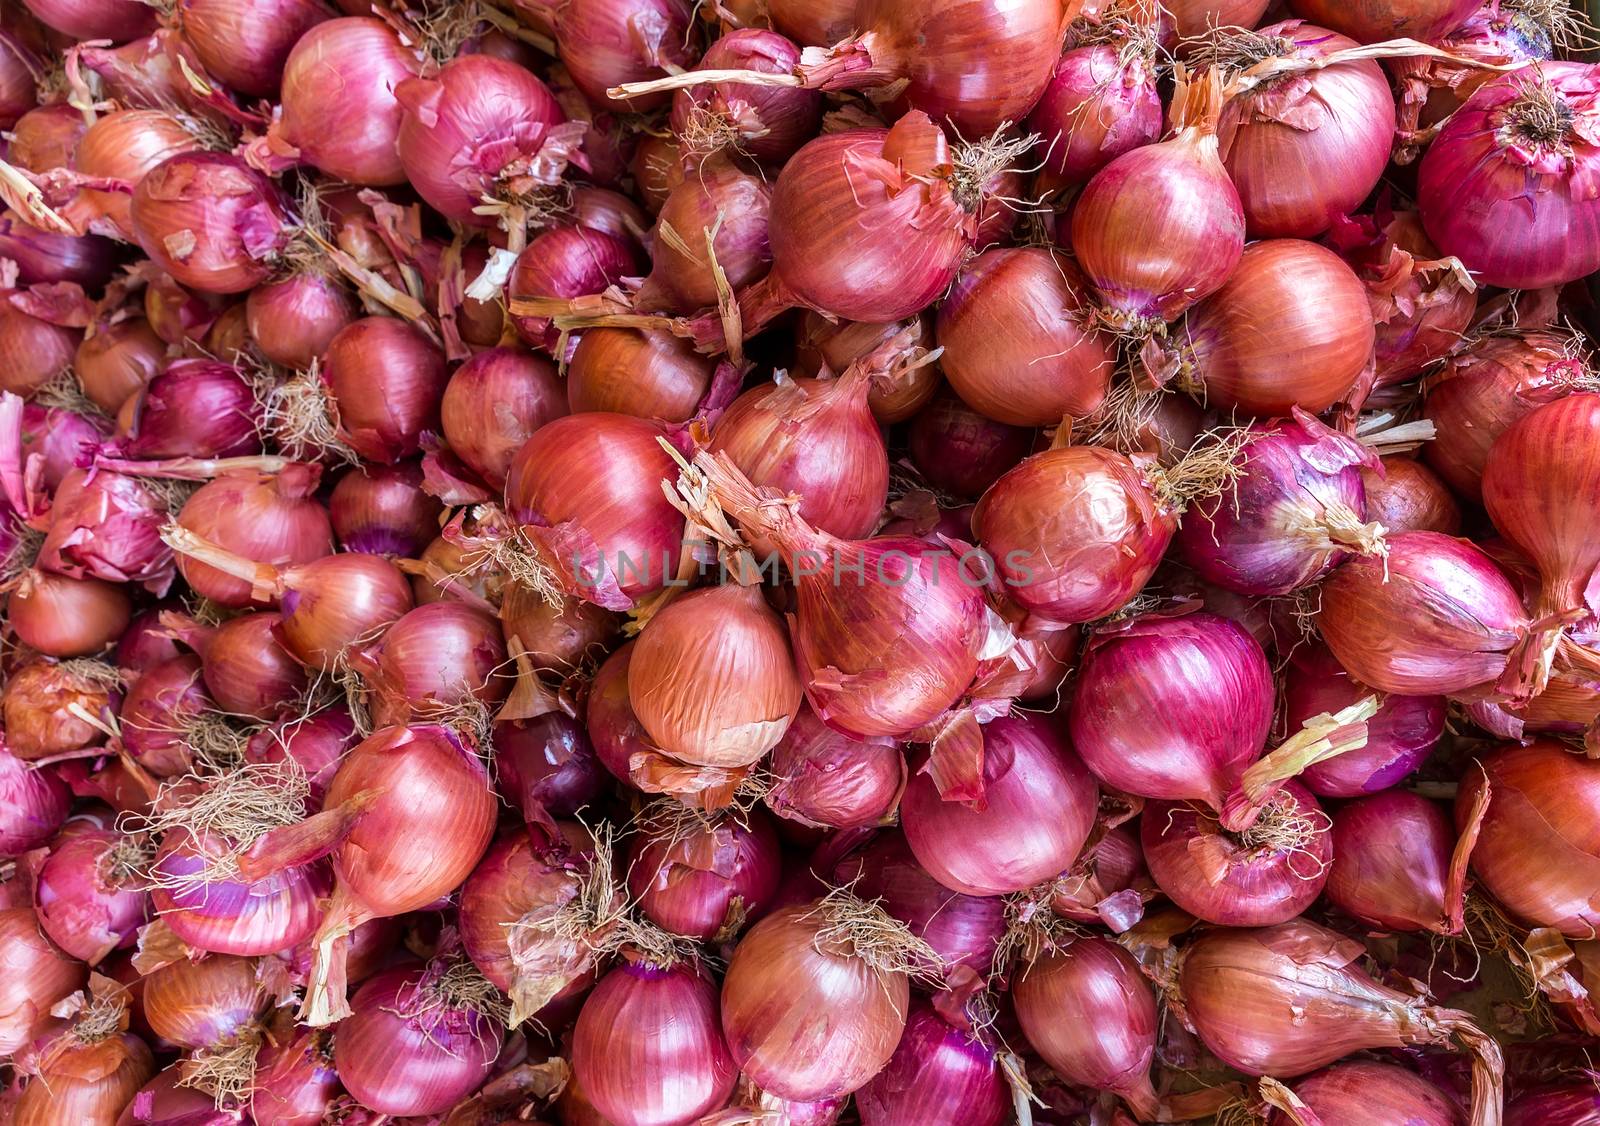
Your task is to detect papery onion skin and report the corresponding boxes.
[1048,822,1150,930]
[114,359,263,460]
[901,713,1098,897]
[36,467,173,591]
[74,319,166,416]
[764,705,905,830]
[936,247,1113,428]
[23,403,108,493]
[670,29,821,165]
[441,346,566,489]
[34,828,149,963]
[249,1026,339,1126]
[129,153,292,295]
[9,571,133,658]
[508,224,645,353]
[768,0,854,46]
[200,612,307,720]
[494,713,610,828]
[906,390,1034,499]
[556,0,699,111]
[7,104,87,173]
[354,601,509,728]
[1363,457,1462,535]
[329,461,442,557]
[3,659,117,761]
[113,1068,226,1126]
[1268,1060,1464,1126]
[567,328,713,423]
[0,210,115,287]
[1184,238,1376,417]
[857,1002,1008,1126]
[324,317,450,464]
[243,709,357,806]
[0,907,86,1056]
[0,750,70,858]
[245,273,356,371]
[1457,739,1600,937]
[178,0,331,95]
[16,1023,154,1126]
[720,901,910,1101]
[175,469,333,608]
[142,272,225,346]
[627,809,782,940]
[1030,42,1162,186]
[278,18,421,185]
[1286,0,1480,42]
[71,110,200,242]
[636,161,772,313]
[572,960,738,1126]
[1325,790,1459,934]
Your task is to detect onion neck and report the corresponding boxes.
[1221,696,1378,831]
[1293,499,1389,559]
[299,881,367,1028]
[159,523,287,602]
[794,32,898,93]
[1443,769,1491,936]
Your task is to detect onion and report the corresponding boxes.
[8,570,132,658]
[70,110,200,242]
[277,18,421,186]
[113,1067,230,1126]
[1047,822,1151,931]
[245,274,356,371]
[115,609,185,673]
[793,312,939,424]
[0,748,70,857]
[302,725,496,1025]
[1283,644,1444,797]
[117,654,214,777]
[1458,739,1600,937]
[334,959,504,1116]
[74,320,165,416]
[857,1002,1008,1126]
[173,468,333,608]
[547,0,698,111]
[129,153,292,295]
[16,988,154,1126]
[906,391,1034,499]
[1175,410,1384,597]
[768,0,854,46]
[1363,456,1462,535]
[1419,61,1600,289]
[0,289,81,397]
[631,133,687,213]
[508,223,645,354]
[764,705,905,830]
[494,713,609,829]
[720,896,920,1101]
[1318,530,1533,697]
[1013,937,1160,1120]
[440,346,565,489]
[669,29,821,164]
[322,317,449,464]
[1181,919,1502,1126]
[585,641,656,785]
[901,713,1098,897]
[0,31,37,130]
[199,612,307,719]
[1508,1085,1600,1126]
[627,807,782,940]
[0,907,87,1056]
[1271,1060,1465,1126]
[21,400,108,493]
[1286,0,1479,42]
[243,709,356,805]
[504,412,685,610]
[0,211,115,288]
[500,583,618,677]
[1423,327,1590,503]
[19,0,153,41]
[177,0,330,95]
[1325,789,1466,934]
[936,248,1114,428]
[1142,782,1333,926]
[1181,238,1376,417]
[572,959,737,1126]
[636,160,772,314]
[349,601,509,728]
[37,468,175,591]
[112,359,262,460]
[8,104,86,173]
[1212,22,1397,238]
[248,1026,338,1126]
[35,829,149,964]
[1072,68,1244,331]
[329,461,441,557]
[149,827,330,956]
[3,659,118,761]
[567,328,715,422]
[1029,32,1162,186]
[709,367,890,545]
[141,271,224,346]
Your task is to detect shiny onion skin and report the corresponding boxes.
[142,954,263,1052]
[936,248,1114,427]
[636,161,772,313]
[328,461,442,557]
[335,963,503,1116]
[2,660,116,761]
[1182,238,1377,417]
[1326,790,1463,934]
[74,319,165,415]
[1458,740,1600,937]
[200,612,307,719]
[494,713,610,828]
[323,317,449,464]
[248,1026,338,1126]
[768,0,854,46]
[586,641,654,784]
[566,328,714,423]
[1283,645,1444,797]
[245,273,355,371]
[628,582,801,769]
[0,210,115,288]
[572,960,738,1126]
[177,0,330,95]
[0,907,86,1056]
[113,1068,227,1126]
[1174,411,1383,597]
[1180,920,1502,1126]
[720,901,910,1101]
[499,582,618,678]
[1141,783,1332,927]
[504,413,685,610]
[1069,611,1273,809]
[8,571,133,658]
[1318,531,1531,697]
[973,446,1176,624]
[553,0,698,111]
[1363,457,1463,535]
[129,153,292,295]
[441,347,566,489]
[34,828,149,963]
[7,104,87,174]
[71,110,200,242]
[394,54,571,225]
[1013,937,1160,1120]
[270,554,415,670]
[19,0,154,40]
[1419,62,1600,289]
[669,29,821,165]
[626,808,782,940]
[709,367,889,545]
[900,713,1098,897]
[150,828,331,956]
[1268,1060,1464,1126]
[0,749,70,857]
[174,470,333,608]
[16,1018,154,1126]
[1072,68,1245,328]
[0,294,80,398]
[906,391,1034,499]
[856,1002,1008,1126]
[277,18,421,185]
[764,705,905,830]
[1216,22,1397,238]
[508,224,645,353]
[1286,0,1480,42]
[1028,41,1162,186]
[114,359,263,461]
[351,601,509,728]
[1508,1085,1600,1126]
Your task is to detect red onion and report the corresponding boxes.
[572,959,737,1126]
[141,271,224,347]
[636,161,771,314]
[1318,530,1533,697]
[768,0,854,46]
[114,1066,238,1126]
[173,468,333,607]
[440,346,565,489]
[1508,1085,1600,1126]
[1142,782,1333,926]
[349,601,509,728]
[1175,410,1384,597]
[1072,68,1244,331]
[669,29,821,164]
[499,581,618,677]
[906,391,1034,499]
[8,570,133,658]
[546,0,698,111]
[1030,35,1162,186]
[19,0,153,40]
[1363,456,1463,535]
[793,311,939,424]
[323,317,449,464]
[201,612,307,719]
[585,641,655,784]
[508,223,645,354]
[243,708,357,805]
[493,713,609,829]
[34,828,149,963]
[1466,664,1600,749]
[249,1026,338,1126]
[0,31,37,130]
[74,320,166,416]
[936,248,1114,427]
[1047,822,1151,931]
[277,18,421,186]
[150,828,330,956]
[764,705,905,830]
[177,0,330,95]
[69,110,199,242]
[147,959,265,1066]
[1214,22,1397,238]
[112,359,262,460]
[901,713,1098,896]
[857,1002,1008,1126]
[15,985,154,1126]
[0,748,70,857]
[0,906,86,1055]
[1013,937,1160,1120]
[2,658,118,761]
[1181,238,1377,417]
[329,462,441,557]
[1287,0,1479,42]
[505,412,685,610]
[709,367,890,544]
[627,808,782,940]
[7,104,86,173]
[0,288,82,397]
[129,153,292,295]
[117,654,213,777]
[566,328,714,422]
[0,211,115,288]
[631,133,686,213]
[1325,789,1466,934]
[1419,61,1600,288]
[1271,1060,1465,1126]
[36,467,173,591]
[245,273,356,371]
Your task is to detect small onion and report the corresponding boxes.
[500,583,618,677]
[129,153,292,295]
[349,601,509,728]
[174,468,333,608]
[507,223,645,354]
[7,104,87,173]
[117,655,212,778]
[493,713,610,829]
[440,346,565,489]
[16,994,154,1126]
[566,328,714,422]
[906,391,1034,500]
[585,641,656,784]
[1325,790,1465,934]
[8,571,132,658]
[245,274,356,371]
[3,658,119,762]
[248,1026,338,1126]
[0,749,71,858]
[669,29,821,164]
[1029,37,1162,186]
[200,612,307,720]
[1362,456,1462,535]
[550,0,699,112]
[763,705,905,830]
[626,808,782,940]
[635,160,772,313]
[36,468,173,591]
[792,311,939,424]
[323,317,449,464]
[243,709,357,805]
[856,1002,1009,1126]
[74,319,166,416]
[328,461,442,557]
[22,401,108,493]
[0,290,81,397]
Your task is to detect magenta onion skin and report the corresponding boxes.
[1269,1060,1464,1126]
[1029,43,1162,185]
[323,317,449,464]
[1069,611,1274,809]
[906,391,1034,499]
[178,0,332,95]
[1284,645,1444,797]
[0,751,70,859]
[901,713,1098,897]
[1286,0,1478,42]
[1325,790,1459,934]
[129,153,293,295]
[246,273,356,370]
[0,209,116,287]
[508,224,646,353]
[572,960,738,1126]
[23,402,108,492]
[113,358,263,461]
[174,470,334,608]
[249,1026,340,1126]
[34,828,148,964]
[118,654,211,778]
[36,467,173,591]
[669,28,821,164]
[0,32,37,130]
[200,611,308,720]
[329,461,442,557]
[637,161,773,313]
[557,0,699,112]
[857,1003,1008,1126]
[626,811,783,941]
[243,708,358,806]
[1507,1085,1600,1126]
[493,712,610,828]
[151,830,331,955]
[20,0,154,40]
[763,705,905,830]
[440,346,566,489]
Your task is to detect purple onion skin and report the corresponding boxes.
[627,811,784,941]
[494,713,611,829]
[150,832,331,956]
[906,391,1036,498]
[1284,645,1444,797]
[857,1003,1009,1126]
[1324,790,1457,934]
[1269,1060,1465,1126]
[1028,44,1162,185]
[0,750,70,858]
[34,828,148,963]
[1508,1085,1600,1126]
